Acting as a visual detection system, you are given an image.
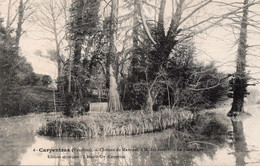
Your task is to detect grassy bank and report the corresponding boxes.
[0,86,54,117]
[38,109,194,138]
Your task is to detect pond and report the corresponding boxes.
[1,105,260,166]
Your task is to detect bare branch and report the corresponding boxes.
[179,0,212,27]
[137,0,156,45]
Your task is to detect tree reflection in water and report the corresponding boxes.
[230,119,248,166]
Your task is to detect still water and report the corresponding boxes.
[1,106,260,166]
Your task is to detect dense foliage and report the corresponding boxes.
[124,41,228,111]
[1,0,230,117]
[54,0,230,116]
[58,0,102,112]
[0,18,53,116]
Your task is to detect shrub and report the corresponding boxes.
[41,75,52,87]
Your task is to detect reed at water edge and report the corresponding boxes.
[38,109,194,138]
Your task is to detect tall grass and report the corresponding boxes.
[38,109,194,138]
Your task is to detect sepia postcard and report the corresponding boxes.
[1,0,260,165]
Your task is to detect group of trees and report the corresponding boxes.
[19,73,52,87]
[0,17,29,116]
[1,0,259,116]
[51,0,233,115]
[0,14,52,116]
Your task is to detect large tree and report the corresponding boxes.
[35,0,67,78]
[5,0,35,47]
[228,0,250,116]
[0,17,35,116]
[107,0,121,112]
[136,0,259,112]
[136,0,213,112]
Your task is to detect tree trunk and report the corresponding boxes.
[62,0,72,93]
[145,90,154,114]
[16,0,24,47]
[228,0,249,116]
[54,34,62,91]
[107,0,121,112]
[51,4,62,78]
[157,0,166,36]
[229,77,247,115]
[108,65,121,112]
[68,48,72,93]
[6,0,12,29]
[130,0,140,80]
[57,58,62,92]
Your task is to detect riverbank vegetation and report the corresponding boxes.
[39,109,194,138]
[38,107,232,139]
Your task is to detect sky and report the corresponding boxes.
[0,0,260,88]
[0,0,60,78]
